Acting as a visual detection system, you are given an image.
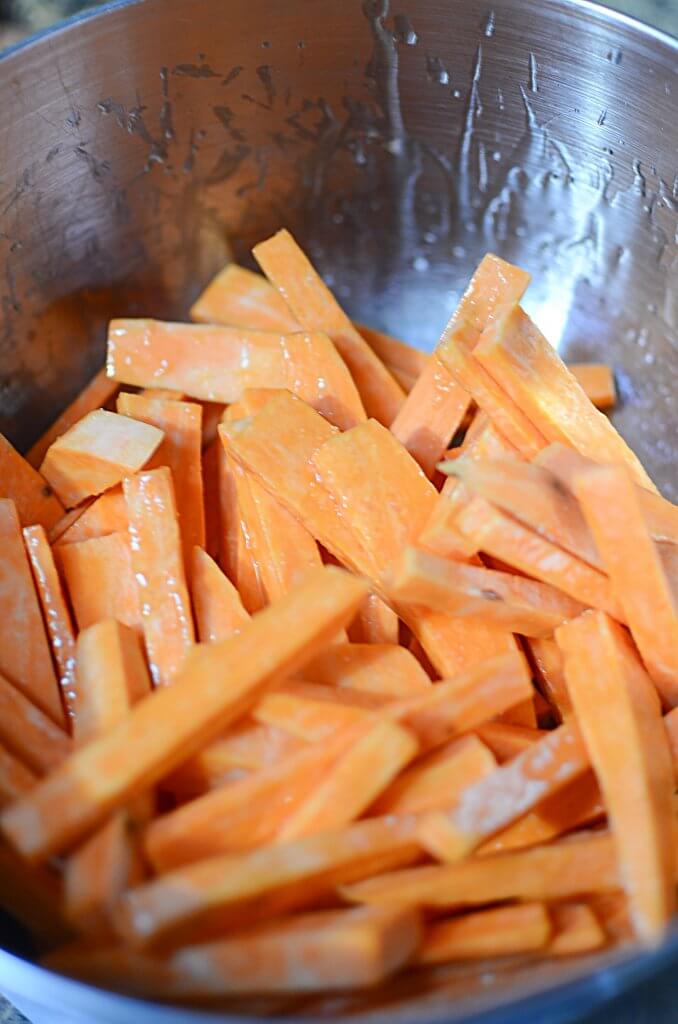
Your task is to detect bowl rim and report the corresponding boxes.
[0,0,675,64]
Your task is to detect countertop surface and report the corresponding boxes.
[0,0,676,1022]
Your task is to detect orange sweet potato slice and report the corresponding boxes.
[26,367,119,468]
[123,467,195,687]
[449,455,601,569]
[190,547,250,643]
[304,643,431,697]
[23,525,78,725]
[54,487,127,546]
[0,432,64,530]
[454,496,622,618]
[373,735,496,816]
[387,547,586,637]
[357,323,427,388]
[108,320,365,431]
[253,229,404,425]
[40,409,164,508]
[277,721,418,841]
[556,610,676,943]
[536,443,678,546]
[475,722,544,762]
[115,814,420,949]
[349,593,400,646]
[474,305,656,491]
[573,466,678,706]
[59,531,142,635]
[547,902,606,956]
[0,567,368,860]
[169,905,421,994]
[0,500,63,726]
[191,263,300,332]
[526,637,574,722]
[342,832,619,909]
[117,393,205,562]
[390,254,529,476]
[437,321,547,459]
[417,903,551,964]
[0,672,71,775]
[569,364,616,411]
[419,721,590,861]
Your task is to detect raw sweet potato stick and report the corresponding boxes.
[123,467,195,687]
[191,264,301,331]
[0,432,64,530]
[0,566,368,860]
[0,672,71,774]
[40,409,164,508]
[190,547,250,643]
[0,500,64,726]
[26,367,119,468]
[556,610,676,943]
[59,531,142,635]
[0,747,37,807]
[253,229,404,425]
[23,525,78,723]
[64,619,152,932]
[108,321,365,431]
[54,487,127,547]
[117,393,205,563]
[572,466,678,705]
[474,305,656,491]
[417,903,551,964]
[390,254,529,476]
[303,643,431,698]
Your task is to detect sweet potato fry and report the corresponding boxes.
[447,456,601,569]
[0,566,368,860]
[393,651,533,752]
[191,263,300,332]
[54,486,127,546]
[40,409,163,508]
[479,771,604,855]
[536,443,678,547]
[342,832,619,909]
[304,643,431,697]
[0,500,63,725]
[117,393,205,561]
[59,531,142,634]
[476,722,544,762]
[373,735,496,816]
[0,843,72,951]
[145,728,362,871]
[0,673,70,775]
[0,432,64,530]
[437,321,547,459]
[26,367,119,468]
[73,621,151,743]
[391,254,529,475]
[201,439,221,560]
[108,320,365,431]
[217,446,267,613]
[219,392,368,571]
[170,904,421,994]
[0,746,37,807]
[547,903,606,956]
[115,814,420,949]
[417,903,551,964]
[474,305,655,491]
[124,467,195,686]
[191,546,250,643]
[277,720,418,840]
[23,524,78,724]
[556,610,676,943]
[573,466,678,706]
[358,323,427,388]
[419,722,589,862]
[253,230,404,425]
[569,364,616,411]
[350,592,400,645]
[454,496,622,618]
[386,547,586,637]
[253,691,375,743]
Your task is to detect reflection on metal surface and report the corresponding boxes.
[0,0,675,497]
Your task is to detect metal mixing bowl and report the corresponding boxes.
[0,0,676,1021]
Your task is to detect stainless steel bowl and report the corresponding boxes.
[0,1,676,1021]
